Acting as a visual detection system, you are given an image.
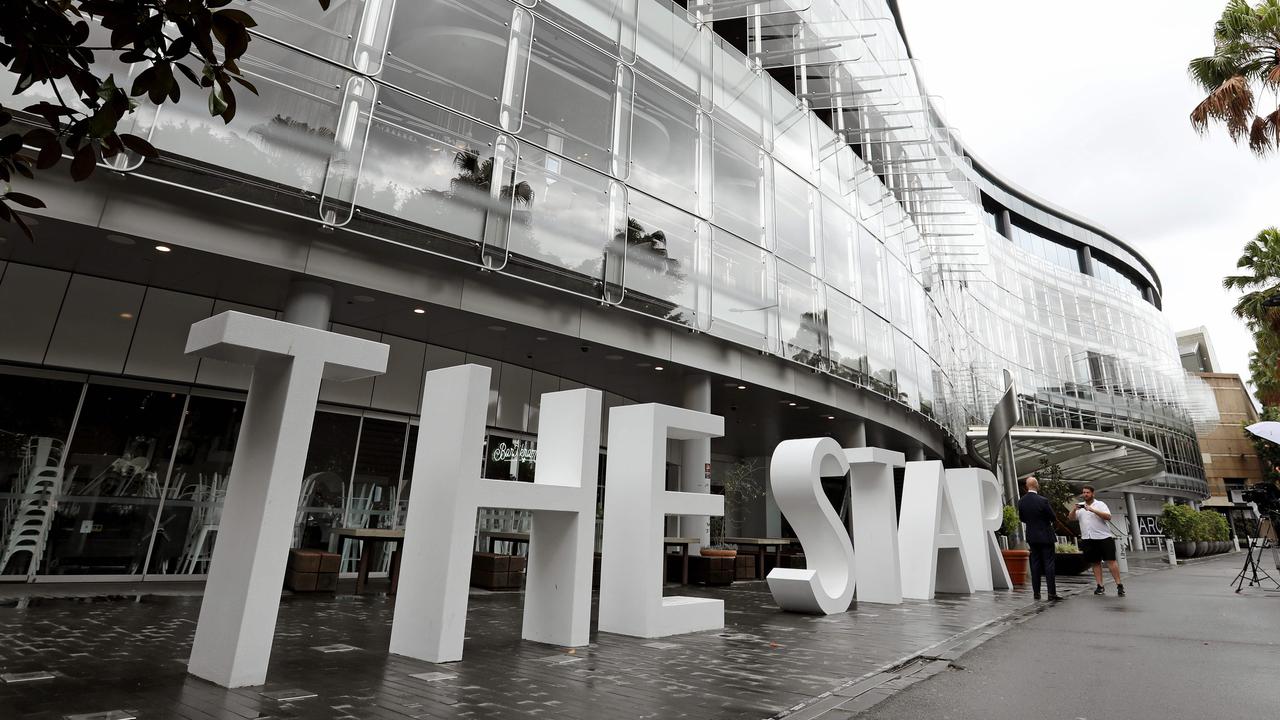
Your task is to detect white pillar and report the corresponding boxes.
[679,374,712,548]
[907,446,926,463]
[843,420,867,449]
[1125,492,1142,551]
[184,312,388,688]
[282,279,334,330]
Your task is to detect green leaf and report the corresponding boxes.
[207,86,228,118]
[4,192,45,209]
[119,133,159,159]
[70,143,98,181]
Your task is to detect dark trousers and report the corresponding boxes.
[1028,542,1056,597]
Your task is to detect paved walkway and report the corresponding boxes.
[834,552,1280,720]
[0,550,1194,720]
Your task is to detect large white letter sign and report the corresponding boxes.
[767,438,855,614]
[598,404,724,638]
[185,311,389,688]
[390,365,601,662]
[845,447,906,605]
[945,468,1012,591]
[898,460,976,600]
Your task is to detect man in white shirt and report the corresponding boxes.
[1069,484,1125,596]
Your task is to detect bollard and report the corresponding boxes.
[1165,538,1178,565]
[1233,536,1241,552]
[1114,537,1128,574]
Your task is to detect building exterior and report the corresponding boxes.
[0,0,1214,583]
[1178,327,1221,374]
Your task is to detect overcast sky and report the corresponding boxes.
[897,0,1276,382]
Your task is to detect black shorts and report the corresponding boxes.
[1080,538,1116,563]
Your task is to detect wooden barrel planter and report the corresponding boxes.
[1001,549,1030,585]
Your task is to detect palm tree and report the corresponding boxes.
[1224,228,1280,403]
[450,148,534,206]
[1188,0,1280,154]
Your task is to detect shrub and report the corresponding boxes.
[1055,542,1082,554]
[1001,505,1020,537]
[1201,510,1230,541]
[1159,503,1198,541]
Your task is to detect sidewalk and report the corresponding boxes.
[845,552,1280,720]
[1,567,1097,720]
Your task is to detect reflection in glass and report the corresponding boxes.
[778,263,825,369]
[296,412,360,550]
[712,123,765,245]
[822,196,859,299]
[864,312,895,397]
[773,163,818,273]
[860,232,889,318]
[621,191,697,326]
[825,289,866,384]
[894,331,918,409]
[154,394,242,575]
[0,375,83,577]
[522,20,618,174]
[631,75,699,211]
[711,229,774,350]
[47,385,185,575]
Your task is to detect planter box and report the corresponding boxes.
[1055,553,1088,576]
[735,554,756,580]
[688,555,734,586]
[288,548,340,574]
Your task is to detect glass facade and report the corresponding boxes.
[0,0,1215,562]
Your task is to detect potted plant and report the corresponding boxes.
[1054,542,1087,575]
[998,504,1030,585]
[704,459,764,559]
[1160,503,1197,559]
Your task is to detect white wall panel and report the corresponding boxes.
[371,334,427,414]
[319,323,381,407]
[45,274,144,374]
[124,288,215,382]
[0,263,69,365]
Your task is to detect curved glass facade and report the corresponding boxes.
[0,0,1211,493]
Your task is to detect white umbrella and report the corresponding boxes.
[1245,421,1280,445]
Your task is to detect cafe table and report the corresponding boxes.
[328,527,405,594]
[723,536,797,579]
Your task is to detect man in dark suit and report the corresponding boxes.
[1018,476,1061,601]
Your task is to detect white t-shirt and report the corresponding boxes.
[1077,500,1112,539]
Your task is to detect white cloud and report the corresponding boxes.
[898,0,1277,380]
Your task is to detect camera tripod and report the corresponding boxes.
[1232,516,1280,593]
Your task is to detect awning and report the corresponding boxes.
[966,426,1165,493]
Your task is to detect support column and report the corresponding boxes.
[907,446,926,463]
[1125,492,1142,551]
[184,312,387,687]
[680,374,712,548]
[843,420,867,450]
[282,279,335,330]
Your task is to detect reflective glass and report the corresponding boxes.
[635,0,704,105]
[522,20,619,175]
[821,196,860,299]
[825,289,866,384]
[859,232,888,318]
[233,0,368,71]
[631,75,700,212]
[710,229,774,351]
[383,0,515,126]
[151,394,241,576]
[46,385,185,576]
[296,412,361,551]
[712,123,765,245]
[888,259,913,335]
[773,163,818,273]
[623,190,703,328]
[894,331,918,409]
[0,374,82,578]
[778,262,824,369]
[864,311,895,397]
[770,85,815,180]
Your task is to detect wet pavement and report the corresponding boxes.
[0,556,1175,719]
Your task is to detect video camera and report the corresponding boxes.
[1241,482,1280,521]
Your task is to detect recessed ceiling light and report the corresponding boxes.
[737,385,747,390]
[788,402,796,407]
[487,324,507,332]
[827,416,835,420]
[413,308,426,314]
[118,312,133,319]
[154,245,171,253]
[107,234,135,245]
[352,295,375,303]
[605,354,624,361]
[653,366,664,371]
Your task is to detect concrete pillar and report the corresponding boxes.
[907,446,926,463]
[680,374,712,548]
[282,279,335,330]
[1125,492,1142,551]
[184,312,388,687]
[996,209,1012,240]
[1079,245,1095,276]
[843,420,867,449]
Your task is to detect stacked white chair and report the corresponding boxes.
[0,437,64,577]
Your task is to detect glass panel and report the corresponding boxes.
[711,228,775,351]
[888,259,913,336]
[333,418,408,572]
[859,232,888,318]
[825,290,866,383]
[631,75,699,212]
[296,412,360,550]
[864,311,894,397]
[383,0,518,126]
[770,85,815,181]
[505,143,618,299]
[152,395,242,576]
[773,162,818,273]
[231,0,365,71]
[140,40,348,208]
[355,87,508,260]
[778,263,824,369]
[521,20,619,175]
[688,0,814,22]
[635,0,704,106]
[46,385,185,576]
[483,433,538,483]
[621,190,702,328]
[821,195,860,299]
[712,122,765,245]
[712,37,768,143]
[894,331,918,409]
[0,374,83,578]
